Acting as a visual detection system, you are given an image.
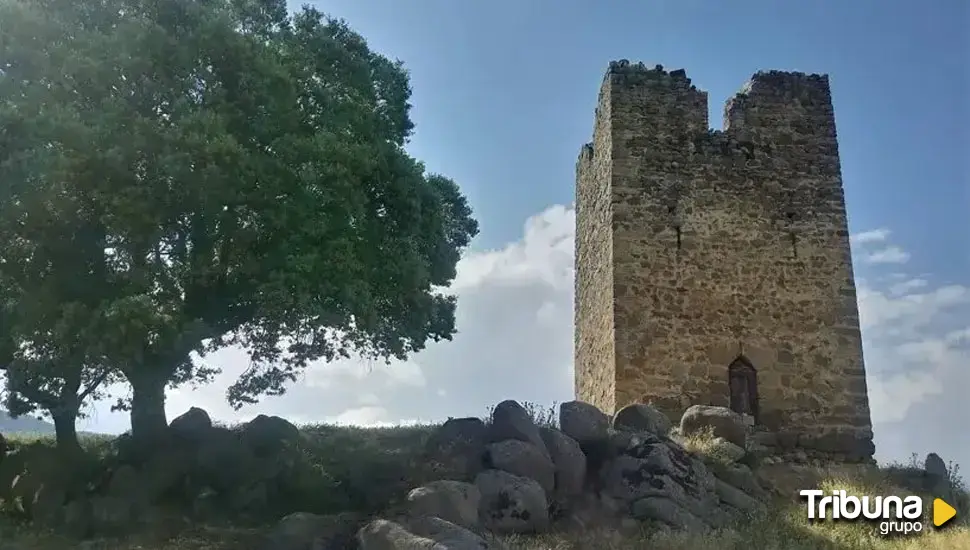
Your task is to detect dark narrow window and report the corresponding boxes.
[728,357,758,421]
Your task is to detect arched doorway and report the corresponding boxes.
[728,356,758,424]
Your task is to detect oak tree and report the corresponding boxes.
[0,0,478,442]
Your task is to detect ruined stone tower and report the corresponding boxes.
[574,61,874,460]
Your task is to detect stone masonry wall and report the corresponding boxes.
[574,60,874,460]
[574,84,617,414]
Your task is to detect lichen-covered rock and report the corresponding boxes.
[613,403,672,436]
[559,401,610,447]
[680,405,746,448]
[407,480,481,530]
[475,469,549,534]
[483,439,555,495]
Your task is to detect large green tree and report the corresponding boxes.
[0,0,478,442]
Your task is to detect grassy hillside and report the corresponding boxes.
[0,410,54,435]
[0,406,967,550]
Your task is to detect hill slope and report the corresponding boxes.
[0,410,55,434]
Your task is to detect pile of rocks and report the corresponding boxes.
[270,400,772,549]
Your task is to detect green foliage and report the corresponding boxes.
[0,0,478,436]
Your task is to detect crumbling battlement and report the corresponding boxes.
[574,60,874,462]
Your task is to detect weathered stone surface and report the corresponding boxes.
[630,496,709,531]
[559,401,611,446]
[264,512,361,550]
[474,469,549,534]
[357,518,441,549]
[539,427,586,501]
[680,405,746,448]
[169,407,212,442]
[423,418,488,482]
[707,437,746,463]
[483,440,555,495]
[573,62,874,461]
[488,400,549,458]
[925,452,947,479]
[714,478,765,515]
[613,403,672,436]
[407,516,502,549]
[407,480,480,530]
[240,414,302,455]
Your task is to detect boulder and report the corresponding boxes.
[423,417,488,482]
[631,496,710,531]
[407,516,503,549]
[169,407,213,442]
[558,401,610,447]
[263,512,361,550]
[475,469,549,534]
[714,478,766,515]
[407,480,481,530]
[240,415,302,456]
[707,437,746,463]
[680,405,746,448]
[483,439,555,495]
[357,518,441,549]
[488,401,549,458]
[613,403,672,436]
[539,427,586,501]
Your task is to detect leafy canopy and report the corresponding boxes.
[0,0,478,409]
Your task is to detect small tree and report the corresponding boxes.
[0,0,478,442]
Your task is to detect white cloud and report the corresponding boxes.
[865,246,911,264]
[851,228,891,244]
[889,278,928,296]
[76,214,967,474]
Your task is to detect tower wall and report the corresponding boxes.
[574,61,874,460]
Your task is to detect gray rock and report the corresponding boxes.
[408,516,501,549]
[631,496,710,531]
[708,437,746,463]
[475,469,549,534]
[358,518,442,549]
[240,414,302,455]
[264,512,362,550]
[680,405,746,448]
[488,401,549,458]
[559,401,610,446]
[613,403,672,436]
[168,407,212,441]
[539,427,586,500]
[714,478,766,515]
[407,480,481,530]
[423,418,488,482]
[483,439,555,495]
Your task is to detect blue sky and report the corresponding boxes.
[79,1,967,472]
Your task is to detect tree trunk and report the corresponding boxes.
[129,373,169,443]
[51,409,83,457]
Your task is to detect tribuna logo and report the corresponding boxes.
[800,489,925,536]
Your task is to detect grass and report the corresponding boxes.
[1,404,968,549]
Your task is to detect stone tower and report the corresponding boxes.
[574,61,874,460]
